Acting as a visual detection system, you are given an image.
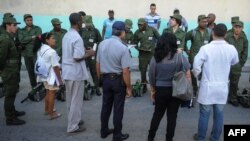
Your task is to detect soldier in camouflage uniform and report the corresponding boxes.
[81,15,103,96]
[134,18,160,93]
[18,14,42,88]
[163,14,186,50]
[124,19,134,44]
[0,16,26,125]
[50,18,67,59]
[225,21,248,107]
[185,15,212,96]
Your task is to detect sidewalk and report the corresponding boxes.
[0,58,250,141]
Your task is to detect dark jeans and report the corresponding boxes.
[148,87,181,141]
[100,74,126,140]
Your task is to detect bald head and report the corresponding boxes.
[208,13,216,24]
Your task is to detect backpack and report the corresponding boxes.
[237,88,250,108]
[34,49,51,78]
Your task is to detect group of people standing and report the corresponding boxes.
[0,2,249,141]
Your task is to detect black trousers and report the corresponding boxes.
[148,87,181,141]
[100,74,126,140]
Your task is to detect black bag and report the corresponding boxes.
[237,88,250,108]
[56,85,66,101]
[21,83,46,103]
[84,81,92,100]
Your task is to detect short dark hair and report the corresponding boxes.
[108,10,114,14]
[78,11,86,17]
[112,29,122,36]
[213,23,227,37]
[69,13,81,25]
[150,3,156,7]
[33,32,53,53]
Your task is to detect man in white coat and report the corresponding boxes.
[192,23,239,141]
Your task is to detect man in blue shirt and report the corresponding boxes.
[102,10,116,39]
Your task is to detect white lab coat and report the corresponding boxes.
[192,40,239,104]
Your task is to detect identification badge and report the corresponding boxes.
[204,40,208,44]
[89,39,94,43]
[177,41,181,45]
[148,37,153,40]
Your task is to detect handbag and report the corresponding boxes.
[172,53,193,101]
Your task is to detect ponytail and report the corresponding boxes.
[33,32,52,53]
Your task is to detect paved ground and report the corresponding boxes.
[0,58,250,141]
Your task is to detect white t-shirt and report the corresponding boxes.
[192,40,239,104]
[36,44,60,82]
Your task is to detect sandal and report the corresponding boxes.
[49,112,61,120]
[44,108,56,115]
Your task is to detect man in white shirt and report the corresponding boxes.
[145,3,161,30]
[192,24,239,141]
[62,13,95,134]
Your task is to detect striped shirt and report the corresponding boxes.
[145,13,161,30]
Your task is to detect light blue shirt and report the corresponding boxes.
[103,18,116,39]
[96,36,132,73]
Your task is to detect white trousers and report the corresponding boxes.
[65,80,84,132]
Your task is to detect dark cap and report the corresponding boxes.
[125,19,133,28]
[3,17,20,24]
[51,18,62,25]
[234,20,243,27]
[112,21,126,31]
[3,12,13,18]
[83,15,93,26]
[231,16,240,23]
[24,14,32,20]
[138,18,146,24]
[170,14,182,21]
[198,15,208,21]
[173,8,180,14]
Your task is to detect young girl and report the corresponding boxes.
[34,32,63,120]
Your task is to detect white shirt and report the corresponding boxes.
[192,40,239,104]
[62,28,89,81]
[145,13,161,30]
[36,44,60,82]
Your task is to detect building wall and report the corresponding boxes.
[1,0,249,56]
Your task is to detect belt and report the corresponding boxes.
[102,73,122,80]
[6,60,20,64]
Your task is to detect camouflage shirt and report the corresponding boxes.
[163,27,186,49]
[50,28,67,57]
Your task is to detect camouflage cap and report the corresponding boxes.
[170,14,182,21]
[3,12,13,18]
[24,14,32,20]
[125,19,133,28]
[234,20,243,27]
[231,16,240,23]
[51,18,62,25]
[198,15,208,21]
[83,15,93,26]
[138,18,146,24]
[3,17,20,24]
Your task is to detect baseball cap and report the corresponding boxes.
[3,17,21,24]
[112,21,126,31]
[170,14,182,21]
[24,14,32,20]
[125,19,133,28]
[231,16,240,23]
[83,15,93,26]
[51,18,62,25]
[138,18,146,24]
[198,15,208,21]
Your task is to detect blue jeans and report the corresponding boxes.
[197,104,224,141]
